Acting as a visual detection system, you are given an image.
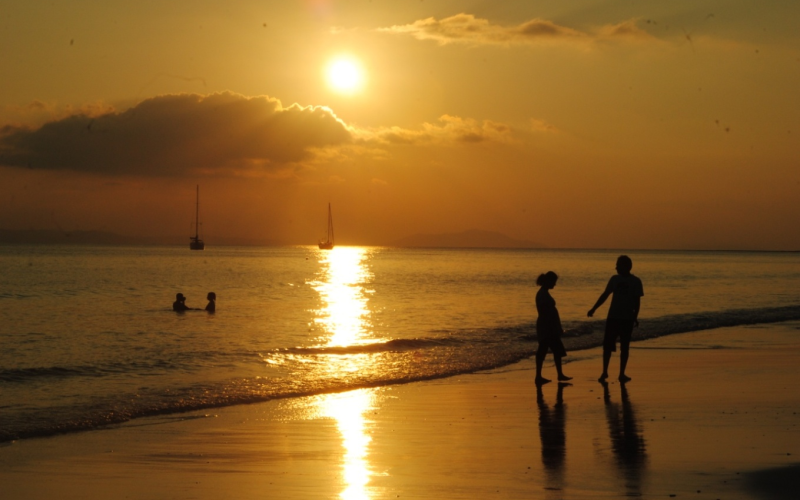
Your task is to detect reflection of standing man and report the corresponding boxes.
[588,255,643,382]
[601,381,647,496]
[537,383,568,496]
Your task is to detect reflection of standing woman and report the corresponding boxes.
[535,272,572,385]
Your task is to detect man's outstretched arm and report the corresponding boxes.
[587,290,611,317]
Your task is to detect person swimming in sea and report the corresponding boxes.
[205,292,216,313]
[173,293,190,312]
[535,271,572,385]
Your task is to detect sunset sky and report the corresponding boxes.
[1,0,798,250]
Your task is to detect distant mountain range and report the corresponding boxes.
[392,229,541,249]
[0,229,297,247]
[0,229,144,246]
[0,228,541,249]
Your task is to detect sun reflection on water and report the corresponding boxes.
[311,247,377,499]
[312,247,374,347]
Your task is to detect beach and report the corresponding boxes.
[4,2,800,498]
[2,321,798,500]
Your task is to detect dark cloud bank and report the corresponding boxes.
[0,92,352,176]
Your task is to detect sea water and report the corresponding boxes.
[1,245,799,441]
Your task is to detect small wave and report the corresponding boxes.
[279,337,458,355]
[635,305,800,341]
[0,365,104,383]
[554,305,800,352]
[0,362,176,383]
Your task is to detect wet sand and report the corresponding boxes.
[2,322,799,499]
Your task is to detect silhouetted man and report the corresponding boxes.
[588,255,643,382]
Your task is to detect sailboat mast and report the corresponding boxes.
[328,203,334,242]
[195,185,200,239]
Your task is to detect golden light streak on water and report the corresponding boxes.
[312,247,374,347]
[311,247,377,499]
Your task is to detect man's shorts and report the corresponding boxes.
[603,319,635,352]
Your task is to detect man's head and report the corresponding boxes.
[616,255,633,275]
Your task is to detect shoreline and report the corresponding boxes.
[2,322,799,499]
[4,309,800,444]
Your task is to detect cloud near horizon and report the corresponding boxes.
[378,14,654,47]
[0,92,353,177]
[0,93,521,177]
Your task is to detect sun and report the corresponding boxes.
[326,58,364,94]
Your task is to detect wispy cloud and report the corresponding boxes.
[0,92,352,177]
[378,13,654,47]
[356,115,514,146]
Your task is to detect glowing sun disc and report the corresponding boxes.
[327,59,363,93]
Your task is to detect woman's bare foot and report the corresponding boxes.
[557,374,573,381]
[535,376,551,385]
[598,373,608,382]
[618,374,632,382]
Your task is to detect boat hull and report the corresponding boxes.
[190,237,205,250]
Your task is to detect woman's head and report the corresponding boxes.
[536,271,558,289]
[207,292,216,301]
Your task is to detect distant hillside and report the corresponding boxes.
[0,229,143,246]
[392,229,542,249]
[0,229,292,247]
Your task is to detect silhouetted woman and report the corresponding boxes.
[535,271,571,385]
[205,292,216,313]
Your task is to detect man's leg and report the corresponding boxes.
[618,323,633,382]
[618,344,631,382]
[600,321,616,381]
[599,350,611,381]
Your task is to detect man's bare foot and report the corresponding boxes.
[535,376,551,385]
[557,374,573,381]
[598,373,608,382]
[618,374,632,382]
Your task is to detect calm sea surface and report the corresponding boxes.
[1,245,799,441]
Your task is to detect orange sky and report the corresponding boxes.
[1,1,798,249]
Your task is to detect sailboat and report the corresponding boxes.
[189,185,205,250]
[318,203,334,250]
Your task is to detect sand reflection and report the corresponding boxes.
[312,247,377,499]
[537,383,567,497]
[602,381,648,496]
[319,389,376,500]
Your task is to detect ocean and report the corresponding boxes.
[1,245,799,442]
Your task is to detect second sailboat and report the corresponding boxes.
[318,203,334,250]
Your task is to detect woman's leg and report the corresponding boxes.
[554,355,572,381]
[535,343,550,384]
